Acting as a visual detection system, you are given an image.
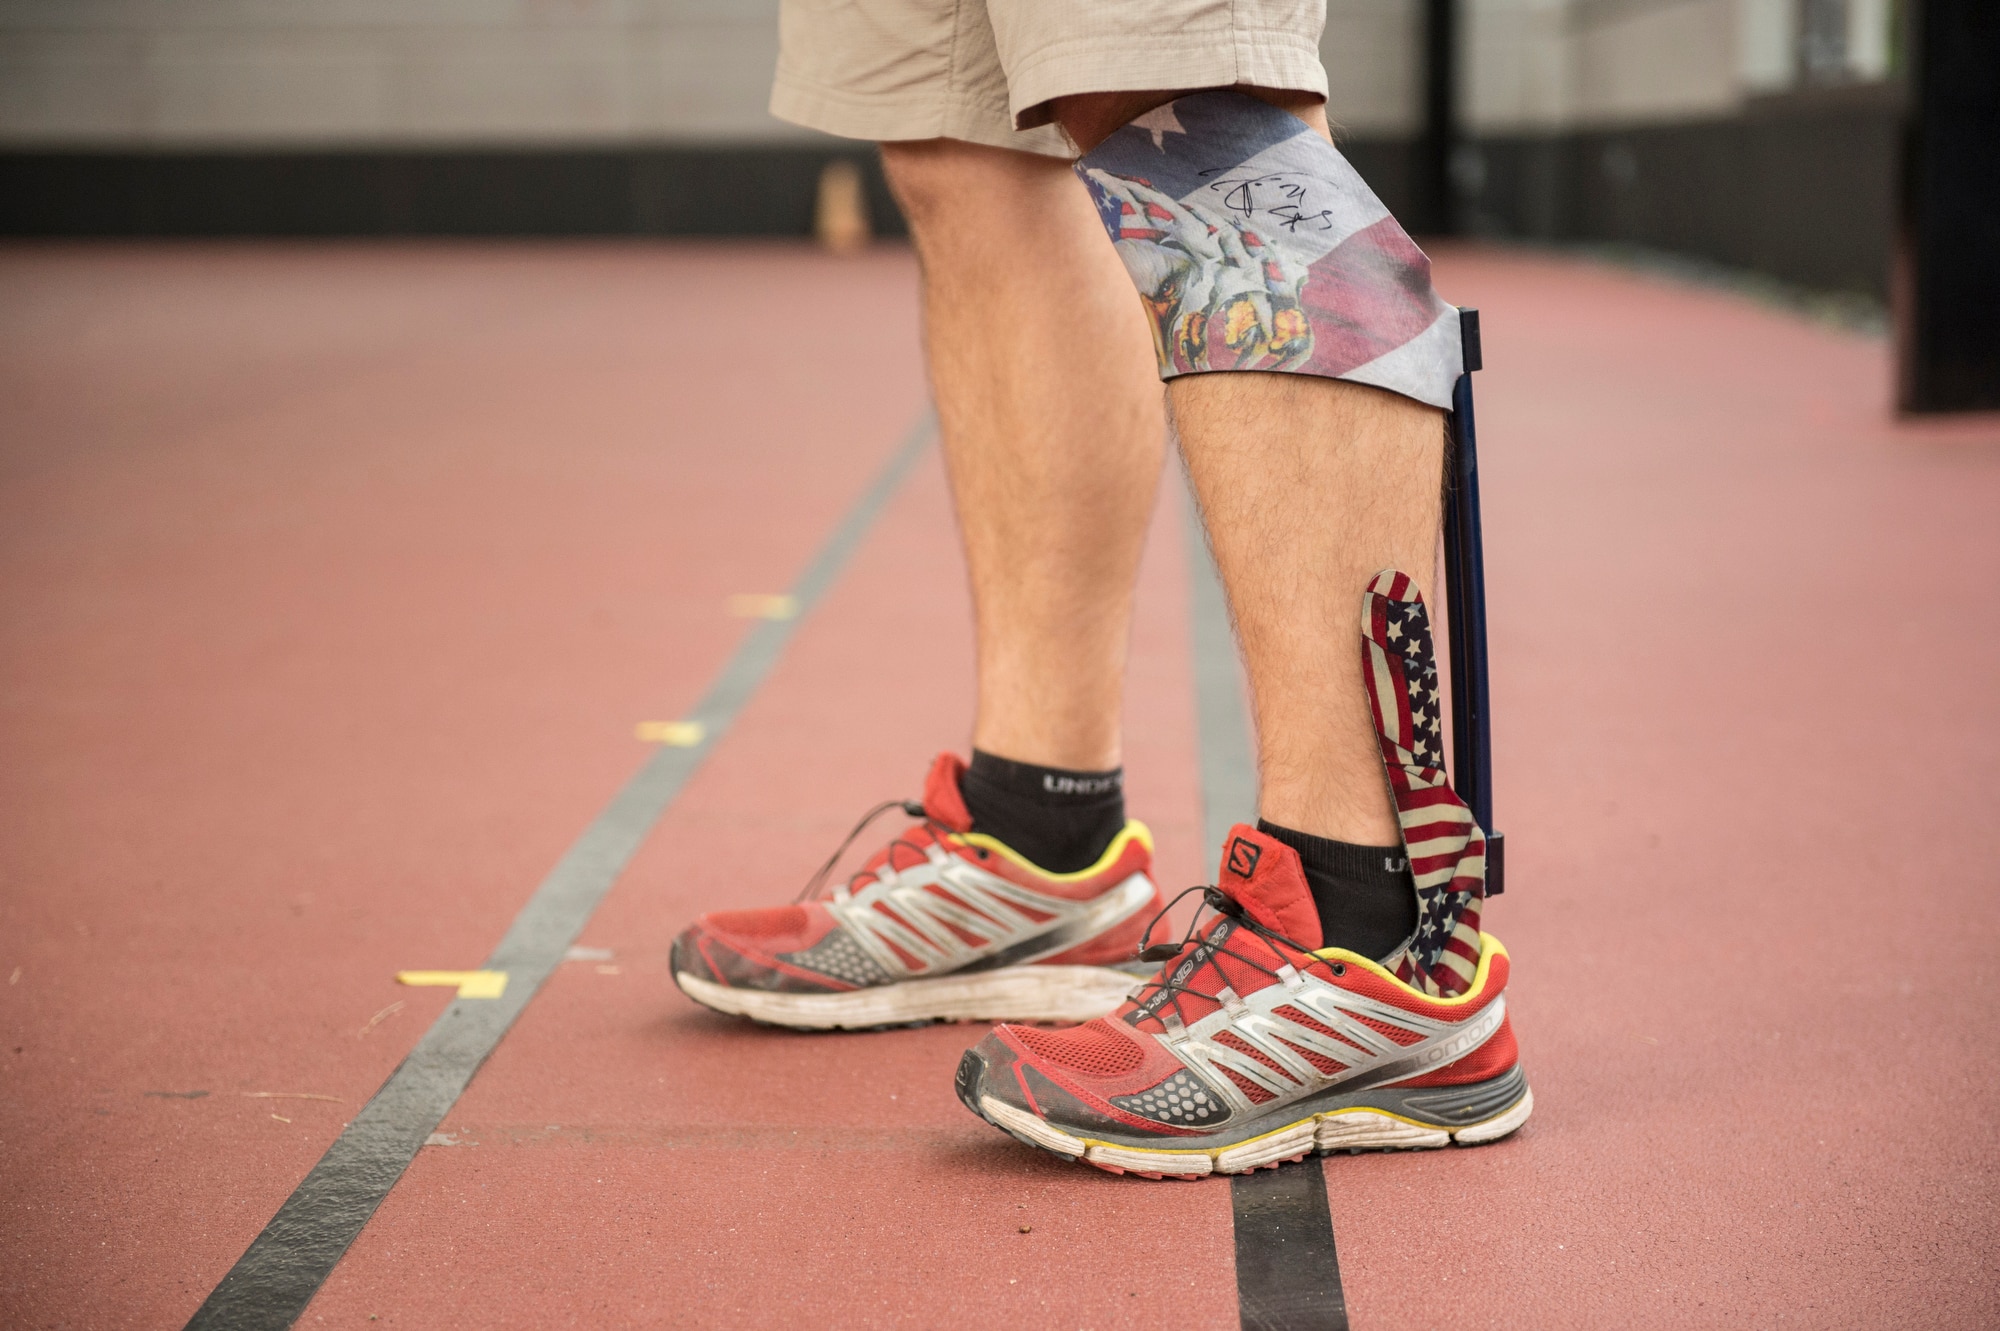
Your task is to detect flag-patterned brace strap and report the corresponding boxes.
[1074,90,1464,411]
[1361,569,1486,997]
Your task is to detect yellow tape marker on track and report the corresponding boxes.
[634,720,704,746]
[728,593,798,620]
[395,970,508,999]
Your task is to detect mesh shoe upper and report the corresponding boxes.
[956,567,1521,1165]
[671,753,1161,996]
[965,825,1516,1139]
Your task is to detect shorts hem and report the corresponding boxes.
[1004,33,1328,130]
[770,78,1073,158]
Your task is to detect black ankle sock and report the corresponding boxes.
[1256,820,1418,962]
[958,749,1126,873]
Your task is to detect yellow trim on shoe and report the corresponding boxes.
[952,819,1154,882]
[1028,1084,1533,1176]
[1308,931,1510,1008]
[1081,1113,1319,1160]
[1059,1097,1514,1159]
[975,935,1526,1177]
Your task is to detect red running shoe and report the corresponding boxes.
[671,753,1163,1030]
[953,825,1530,1177]
[954,570,1528,1176]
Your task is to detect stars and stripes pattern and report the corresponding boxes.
[1075,90,1464,411]
[1361,569,1485,997]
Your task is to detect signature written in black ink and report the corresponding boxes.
[1269,206,1335,232]
[1196,170,1334,230]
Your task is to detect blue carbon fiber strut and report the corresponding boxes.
[1442,307,1503,894]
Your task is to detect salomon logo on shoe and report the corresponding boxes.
[1226,836,1262,878]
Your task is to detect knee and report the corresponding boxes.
[880,139,1069,238]
[877,142,957,233]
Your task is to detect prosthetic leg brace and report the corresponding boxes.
[1081,93,1505,980]
[1441,313,1504,897]
[1075,90,1464,406]
[1360,571,1483,996]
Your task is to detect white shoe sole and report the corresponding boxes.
[977,1084,1534,1179]
[675,964,1139,1031]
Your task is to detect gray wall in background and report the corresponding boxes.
[0,0,1423,147]
[0,0,804,147]
[0,0,1908,304]
[1464,82,1901,297]
[1451,0,1904,298]
[0,0,1426,237]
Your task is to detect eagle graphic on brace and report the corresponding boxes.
[1079,161,1315,376]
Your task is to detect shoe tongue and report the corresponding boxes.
[921,752,975,833]
[1216,825,1322,950]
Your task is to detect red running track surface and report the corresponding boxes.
[1,241,1996,1329]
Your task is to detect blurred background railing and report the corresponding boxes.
[1452,0,1899,299]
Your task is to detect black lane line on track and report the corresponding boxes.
[1232,1158,1348,1331]
[184,416,934,1331]
[1183,491,1351,1331]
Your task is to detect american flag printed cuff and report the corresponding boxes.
[1360,569,1486,998]
[1075,91,1463,410]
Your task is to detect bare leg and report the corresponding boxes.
[881,140,1164,772]
[1055,91,1447,846]
[1174,377,1443,845]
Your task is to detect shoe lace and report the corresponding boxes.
[793,797,936,903]
[1127,885,1322,1032]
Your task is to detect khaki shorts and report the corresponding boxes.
[770,0,1328,159]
